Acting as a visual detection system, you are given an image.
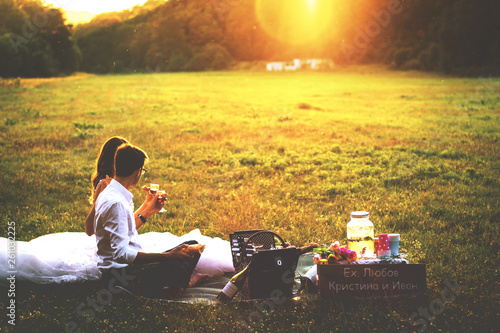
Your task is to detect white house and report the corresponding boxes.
[266,62,284,71]
[266,59,334,71]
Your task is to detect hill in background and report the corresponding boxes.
[1,0,499,77]
[64,10,96,25]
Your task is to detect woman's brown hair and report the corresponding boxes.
[90,136,128,203]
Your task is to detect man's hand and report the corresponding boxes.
[140,187,167,217]
[164,244,194,261]
[141,185,155,204]
[134,245,194,265]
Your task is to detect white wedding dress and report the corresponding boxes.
[0,229,235,286]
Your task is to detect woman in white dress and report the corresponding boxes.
[0,137,234,286]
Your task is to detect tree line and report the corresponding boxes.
[1,0,498,77]
[0,0,80,77]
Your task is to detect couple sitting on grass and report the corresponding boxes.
[85,136,209,299]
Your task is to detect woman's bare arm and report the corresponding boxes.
[84,204,96,236]
[85,177,111,236]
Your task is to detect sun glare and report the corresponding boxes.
[307,0,317,12]
[256,0,338,45]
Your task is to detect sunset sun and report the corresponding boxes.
[255,0,338,45]
[307,0,317,12]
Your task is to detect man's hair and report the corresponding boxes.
[114,143,148,178]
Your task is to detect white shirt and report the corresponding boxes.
[94,179,143,269]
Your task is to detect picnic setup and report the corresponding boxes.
[218,211,426,303]
[1,211,426,305]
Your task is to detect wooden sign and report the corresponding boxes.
[318,264,426,298]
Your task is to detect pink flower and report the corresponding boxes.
[347,250,358,261]
[339,247,347,256]
[329,241,340,253]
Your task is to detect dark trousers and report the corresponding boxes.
[102,240,200,297]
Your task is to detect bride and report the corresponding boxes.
[0,137,234,286]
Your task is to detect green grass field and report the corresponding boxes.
[0,66,499,332]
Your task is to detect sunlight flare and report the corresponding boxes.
[255,0,339,45]
[307,0,317,12]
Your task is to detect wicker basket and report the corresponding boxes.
[229,229,276,271]
[232,230,300,300]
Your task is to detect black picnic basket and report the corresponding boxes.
[229,230,301,300]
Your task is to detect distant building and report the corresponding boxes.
[266,59,334,71]
[266,62,284,71]
[284,59,302,71]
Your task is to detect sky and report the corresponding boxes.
[44,0,148,14]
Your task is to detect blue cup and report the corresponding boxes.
[388,234,400,256]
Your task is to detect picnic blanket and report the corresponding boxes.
[123,253,316,304]
[0,229,235,286]
[1,230,316,303]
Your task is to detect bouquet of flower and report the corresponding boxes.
[313,241,358,264]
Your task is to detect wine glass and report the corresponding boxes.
[157,190,167,213]
[149,183,166,213]
[149,183,159,195]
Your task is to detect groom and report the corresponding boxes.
[94,143,206,298]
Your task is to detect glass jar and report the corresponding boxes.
[347,211,375,257]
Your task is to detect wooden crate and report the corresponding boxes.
[318,263,426,298]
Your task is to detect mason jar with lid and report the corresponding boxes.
[347,211,375,257]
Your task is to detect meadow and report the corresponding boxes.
[0,66,498,332]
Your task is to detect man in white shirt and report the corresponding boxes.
[95,143,206,298]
